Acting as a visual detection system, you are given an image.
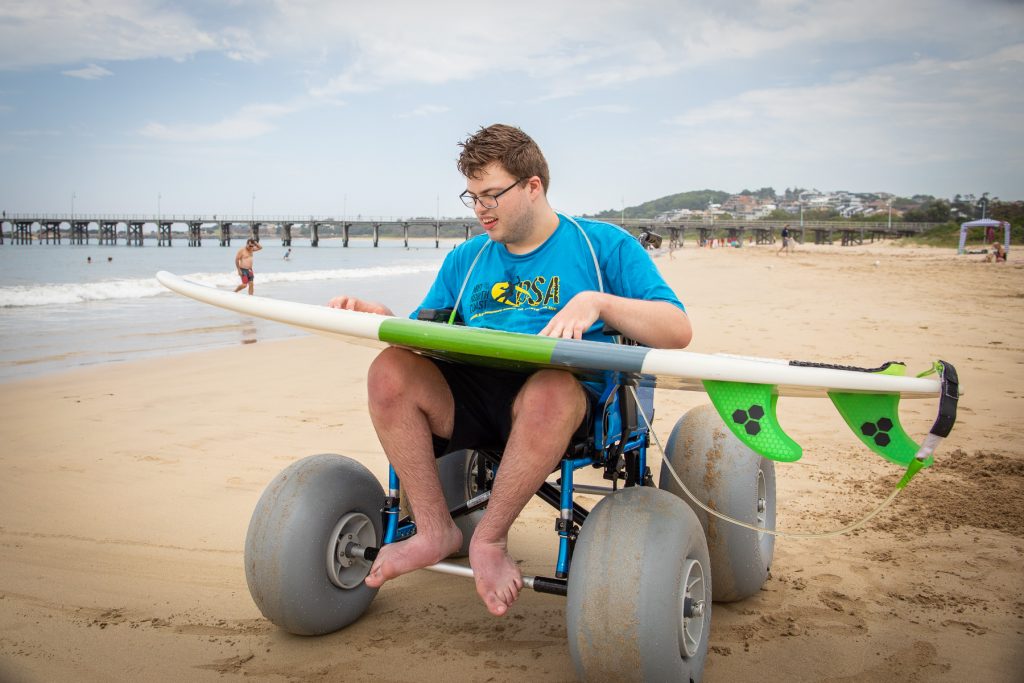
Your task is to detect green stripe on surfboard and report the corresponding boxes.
[379,318,558,364]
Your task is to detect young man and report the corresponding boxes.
[328,124,692,616]
[234,238,262,294]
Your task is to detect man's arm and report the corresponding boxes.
[234,250,243,271]
[538,291,692,349]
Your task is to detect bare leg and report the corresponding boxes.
[469,370,586,616]
[364,347,462,588]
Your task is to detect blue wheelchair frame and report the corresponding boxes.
[378,362,656,595]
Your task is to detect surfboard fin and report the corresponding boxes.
[703,381,803,462]
[826,361,928,467]
[828,391,923,467]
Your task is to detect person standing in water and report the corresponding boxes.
[234,238,262,294]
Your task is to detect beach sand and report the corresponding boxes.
[1,240,1022,682]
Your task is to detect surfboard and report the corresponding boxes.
[156,271,956,468]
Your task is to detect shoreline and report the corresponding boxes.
[0,245,448,384]
[1,241,1022,681]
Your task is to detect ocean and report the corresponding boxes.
[0,237,458,383]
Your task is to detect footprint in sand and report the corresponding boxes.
[226,476,262,491]
[135,454,179,465]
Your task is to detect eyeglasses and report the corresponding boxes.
[459,179,523,209]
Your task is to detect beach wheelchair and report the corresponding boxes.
[243,325,778,682]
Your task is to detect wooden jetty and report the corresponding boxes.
[0,215,482,248]
[0,214,938,247]
[626,219,929,249]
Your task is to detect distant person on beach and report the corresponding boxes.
[283,248,292,261]
[234,238,262,294]
[777,225,792,255]
[986,242,1007,263]
[327,123,690,617]
[87,256,92,264]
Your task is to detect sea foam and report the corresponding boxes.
[0,264,439,308]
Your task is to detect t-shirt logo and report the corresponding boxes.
[491,281,519,306]
[471,275,561,318]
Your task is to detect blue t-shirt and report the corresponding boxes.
[412,214,684,343]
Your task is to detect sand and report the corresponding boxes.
[1,240,1022,682]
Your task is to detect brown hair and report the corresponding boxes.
[457,124,550,193]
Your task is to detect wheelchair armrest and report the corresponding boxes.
[600,323,643,347]
[417,308,464,325]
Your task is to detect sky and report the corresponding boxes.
[0,0,1022,219]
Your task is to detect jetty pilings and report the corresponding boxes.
[126,222,144,246]
[0,215,945,248]
[99,221,118,245]
[40,221,61,244]
[157,221,172,246]
[69,221,89,244]
[14,222,32,244]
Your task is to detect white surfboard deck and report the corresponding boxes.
[157,271,941,400]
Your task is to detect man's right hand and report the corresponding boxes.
[327,296,394,316]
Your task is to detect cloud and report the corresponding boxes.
[61,63,113,80]
[5,1,1021,101]
[139,102,299,143]
[288,0,1024,98]
[219,26,267,63]
[662,43,1024,180]
[566,104,633,120]
[0,0,231,69]
[394,104,450,120]
[296,4,678,98]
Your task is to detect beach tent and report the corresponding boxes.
[958,218,1011,255]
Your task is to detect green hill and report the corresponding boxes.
[588,189,731,220]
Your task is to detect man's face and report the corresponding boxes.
[465,163,533,247]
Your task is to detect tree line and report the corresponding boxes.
[590,188,1022,226]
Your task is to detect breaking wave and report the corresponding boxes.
[0,264,439,308]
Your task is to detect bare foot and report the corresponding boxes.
[364,524,462,588]
[469,538,523,616]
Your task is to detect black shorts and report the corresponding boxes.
[429,358,598,458]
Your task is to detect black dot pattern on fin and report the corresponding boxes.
[860,417,894,447]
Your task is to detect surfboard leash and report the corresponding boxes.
[630,359,959,539]
[897,360,959,488]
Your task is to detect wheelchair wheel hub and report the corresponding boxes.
[679,558,707,658]
[327,512,375,589]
